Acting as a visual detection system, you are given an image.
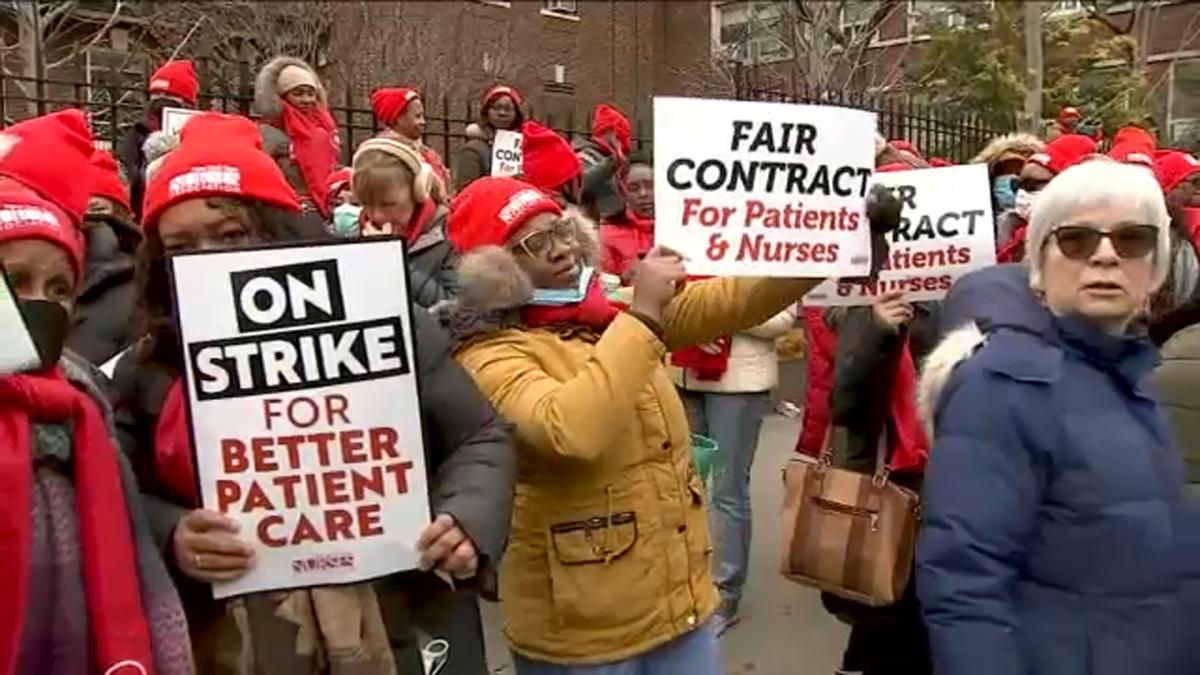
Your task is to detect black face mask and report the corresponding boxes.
[17,299,69,370]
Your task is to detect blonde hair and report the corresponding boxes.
[352,150,416,207]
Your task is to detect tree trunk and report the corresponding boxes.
[1023,1,1044,133]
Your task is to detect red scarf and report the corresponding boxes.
[887,339,930,473]
[0,370,155,675]
[279,103,339,218]
[670,275,733,381]
[419,145,451,189]
[155,379,199,507]
[998,221,1028,263]
[520,276,624,332]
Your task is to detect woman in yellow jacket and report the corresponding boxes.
[439,176,823,673]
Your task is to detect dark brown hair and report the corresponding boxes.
[133,197,328,367]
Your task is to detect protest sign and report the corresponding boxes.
[491,129,523,177]
[653,96,877,277]
[170,239,429,598]
[162,107,202,135]
[0,266,42,375]
[804,164,995,306]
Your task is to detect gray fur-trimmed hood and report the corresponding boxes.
[253,56,327,119]
[437,207,603,343]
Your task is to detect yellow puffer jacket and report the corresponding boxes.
[453,270,815,665]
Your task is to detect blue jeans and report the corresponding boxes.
[512,620,722,674]
[681,390,770,612]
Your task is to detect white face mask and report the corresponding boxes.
[1014,189,1038,221]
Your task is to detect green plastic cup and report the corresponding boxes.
[691,434,720,481]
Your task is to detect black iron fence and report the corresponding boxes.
[0,60,653,165]
[742,85,1017,164]
[0,60,1011,167]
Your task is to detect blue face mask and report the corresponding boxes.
[992,175,1017,212]
[529,266,594,306]
[331,203,362,238]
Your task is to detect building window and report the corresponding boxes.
[476,0,511,6]
[713,1,793,65]
[838,1,881,44]
[1169,58,1200,147]
[1046,0,1084,16]
[542,0,577,16]
[908,1,968,36]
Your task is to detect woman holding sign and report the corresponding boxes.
[917,160,1192,674]
[110,112,516,675]
[441,176,836,673]
[0,110,193,675]
[453,84,525,192]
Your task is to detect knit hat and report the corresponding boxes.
[277,64,318,95]
[592,104,631,156]
[448,177,562,253]
[1154,151,1200,195]
[481,84,523,112]
[371,87,421,126]
[148,60,199,106]
[89,150,132,215]
[0,109,95,225]
[0,109,95,281]
[326,167,352,197]
[890,139,922,158]
[1107,126,1156,168]
[521,121,581,192]
[142,112,301,229]
[929,157,954,168]
[352,138,431,203]
[1026,134,1098,175]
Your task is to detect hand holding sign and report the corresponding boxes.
[173,509,256,583]
[630,246,687,324]
[418,513,479,579]
[871,291,914,333]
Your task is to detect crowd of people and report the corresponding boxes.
[0,53,1198,675]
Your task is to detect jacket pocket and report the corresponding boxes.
[546,509,658,631]
[550,512,638,564]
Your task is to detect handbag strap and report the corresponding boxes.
[872,431,891,487]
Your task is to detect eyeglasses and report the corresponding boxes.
[1050,225,1158,260]
[512,219,575,258]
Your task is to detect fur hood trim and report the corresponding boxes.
[439,208,602,342]
[254,56,326,119]
[142,129,180,182]
[972,133,1044,166]
[917,322,985,437]
[465,123,490,141]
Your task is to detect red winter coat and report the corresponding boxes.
[795,308,836,457]
[599,210,654,279]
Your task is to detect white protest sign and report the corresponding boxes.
[491,129,523,177]
[0,267,41,375]
[653,97,877,277]
[170,239,430,599]
[804,164,995,306]
[162,107,202,135]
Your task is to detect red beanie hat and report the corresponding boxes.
[482,84,523,111]
[142,112,301,229]
[1107,126,1156,168]
[591,103,631,156]
[521,121,581,192]
[1026,134,1097,175]
[448,177,562,253]
[90,149,132,215]
[929,157,954,168]
[1154,151,1200,195]
[326,167,352,197]
[148,60,199,106]
[889,139,923,158]
[0,109,95,225]
[0,179,84,281]
[371,87,421,127]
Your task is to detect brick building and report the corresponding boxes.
[325,0,720,138]
[712,0,1200,145]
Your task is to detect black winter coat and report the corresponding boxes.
[116,121,151,221]
[109,306,516,674]
[67,218,140,366]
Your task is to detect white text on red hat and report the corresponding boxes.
[169,165,242,198]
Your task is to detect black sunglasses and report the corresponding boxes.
[1050,225,1158,260]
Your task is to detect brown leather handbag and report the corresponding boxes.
[779,431,921,607]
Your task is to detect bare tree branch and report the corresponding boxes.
[44,0,125,71]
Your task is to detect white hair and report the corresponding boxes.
[1027,158,1171,291]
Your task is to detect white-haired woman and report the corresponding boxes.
[916,159,1190,675]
